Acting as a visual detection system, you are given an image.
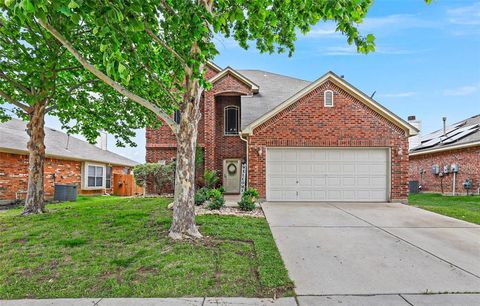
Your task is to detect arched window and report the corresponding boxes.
[224,105,239,135]
[324,90,334,107]
[173,110,181,124]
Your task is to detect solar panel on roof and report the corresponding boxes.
[442,128,478,144]
[420,121,466,143]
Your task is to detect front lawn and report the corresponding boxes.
[0,196,293,299]
[409,193,480,225]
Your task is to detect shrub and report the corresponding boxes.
[133,162,175,193]
[238,196,256,211]
[206,188,225,210]
[204,170,219,189]
[243,188,259,200]
[194,187,210,205]
[238,188,259,211]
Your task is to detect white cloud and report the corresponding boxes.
[302,23,340,38]
[379,92,417,98]
[443,83,480,96]
[321,45,424,56]
[447,2,480,25]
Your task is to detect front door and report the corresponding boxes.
[223,159,241,194]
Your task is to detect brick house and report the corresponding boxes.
[146,63,418,202]
[409,114,480,195]
[0,119,138,205]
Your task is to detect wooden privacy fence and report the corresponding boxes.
[113,173,143,196]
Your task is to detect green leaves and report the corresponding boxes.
[67,1,79,9]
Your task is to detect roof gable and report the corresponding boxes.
[242,71,418,136]
[209,67,259,93]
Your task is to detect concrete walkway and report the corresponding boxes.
[2,295,480,305]
[263,202,480,297]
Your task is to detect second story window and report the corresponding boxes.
[224,105,239,135]
[324,90,334,107]
[174,110,181,124]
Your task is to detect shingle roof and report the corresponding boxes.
[410,114,480,153]
[237,70,311,129]
[0,119,139,167]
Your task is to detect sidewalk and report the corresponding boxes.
[0,297,295,306]
[2,294,480,305]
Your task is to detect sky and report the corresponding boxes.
[41,0,480,163]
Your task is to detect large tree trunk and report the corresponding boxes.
[169,80,203,239]
[22,100,47,215]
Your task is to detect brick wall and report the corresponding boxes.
[145,68,252,193]
[0,151,131,203]
[247,81,410,201]
[214,96,246,175]
[409,146,480,194]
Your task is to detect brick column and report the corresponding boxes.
[203,91,216,171]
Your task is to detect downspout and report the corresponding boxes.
[239,132,249,193]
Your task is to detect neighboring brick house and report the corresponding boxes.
[0,119,138,205]
[409,114,480,195]
[146,63,418,202]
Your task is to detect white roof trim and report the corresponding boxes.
[410,141,480,156]
[209,67,259,93]
[207,61,222,72]
[241,71,418,136]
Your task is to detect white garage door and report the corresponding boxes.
[266,148,389,202]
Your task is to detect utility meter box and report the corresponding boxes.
[431,165,440,175]
[451,164,459,173]
[443,165,450,174]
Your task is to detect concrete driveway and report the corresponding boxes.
[263,202,480,297]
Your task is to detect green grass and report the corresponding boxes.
[0,196,293,299]
[409,193,480,225]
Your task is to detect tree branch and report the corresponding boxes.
[55,66,82,72]
[0,89,29,111]
[0,72,32,95]
[38,19,179,133]
[144,27,188,71]
[145,66,179,106]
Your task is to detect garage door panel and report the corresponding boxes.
[328,163,342,173]
[267,148,388,202]
[284,150,297,161]
[343,176,356,186]
[298,177,312,187]
[327,176,341,186]
[313,164,327,172]
[313,177,326,187]
[298,163,313,173]
[268,150,283,161]
[269,176,283,187]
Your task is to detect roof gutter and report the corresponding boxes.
[409,141,480,156]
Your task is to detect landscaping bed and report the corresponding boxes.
[409,193,480,225]
[0,196,293,299]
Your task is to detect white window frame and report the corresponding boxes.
[324,90,334,107]
[224,105,240,135]
[83,162,106,190]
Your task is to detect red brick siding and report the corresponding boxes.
[214,96,246,176]
[247,81,409,201]
[409,146,480,194]
[145,72,252,193]
[0,152,132,203]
